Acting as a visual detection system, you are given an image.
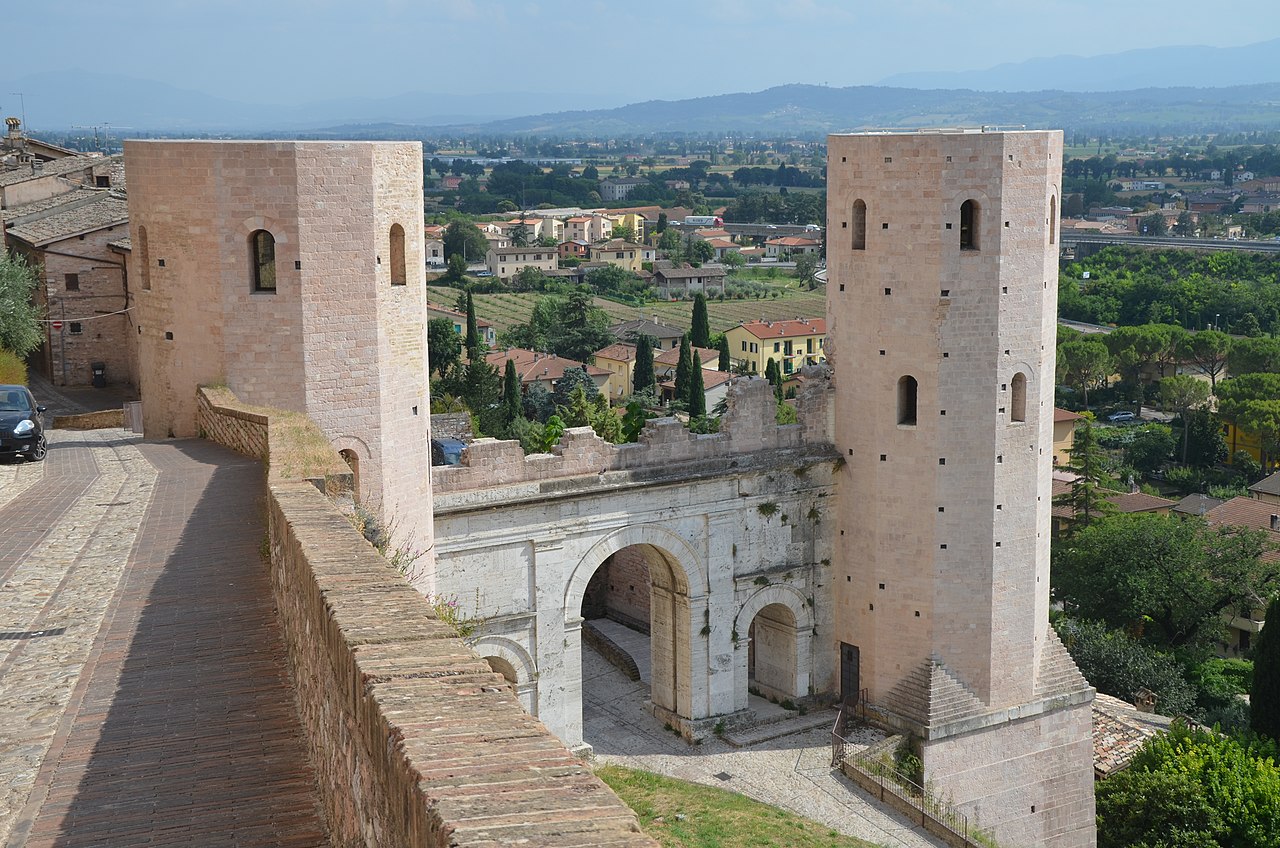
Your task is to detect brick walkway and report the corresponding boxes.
[0,431,329,847]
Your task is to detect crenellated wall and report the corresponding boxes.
[434,374,831,496]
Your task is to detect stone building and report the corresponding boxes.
[124,140,435,552]
[825,129,1095,847]
[4,192,134,387]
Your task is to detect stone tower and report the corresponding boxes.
[826,130,1095,847]
[125,140,434,554]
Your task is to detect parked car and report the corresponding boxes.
[1106,410,1137,423]
[0,385,47,462]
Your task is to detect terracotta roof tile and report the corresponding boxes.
[737,318,827,339]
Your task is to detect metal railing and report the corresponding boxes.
[829,688,868,766]
[830,690,991,848]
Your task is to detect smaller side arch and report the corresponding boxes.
[734,583,814,636]
[330,435,373,502]
[470,635,539,716]
[470,635,537,683]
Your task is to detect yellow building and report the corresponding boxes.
[610,212,648,241]
[586,240,652,274]
[1224,420,1280,471]
[724,318,826,376]
[594,342,638,400]
[1052,408,1082,466]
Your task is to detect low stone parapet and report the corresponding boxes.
[51,408,126,430]
[201,386,657,847]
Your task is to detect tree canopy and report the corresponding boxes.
[442,221,489,263]
[1053,512,1276,652]
[0,252,43,357]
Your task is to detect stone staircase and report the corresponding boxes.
[722,707,835,748]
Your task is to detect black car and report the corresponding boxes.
[0,385,47,462]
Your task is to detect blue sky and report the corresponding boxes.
[8,0,1280,105]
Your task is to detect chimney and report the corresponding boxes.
[1271,514,1278,531]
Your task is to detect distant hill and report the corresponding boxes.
[7,60,1280,138]
[444,83,1280,136]
[879,38,1280,92]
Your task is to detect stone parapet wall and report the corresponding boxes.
[434,374,832,495]
[197,387,268,460]
[203,386,657,847]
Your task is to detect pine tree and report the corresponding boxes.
[673,335,692,403]
[1056,418,1116,528]
[717,335,730,372]
[465,291,480,360]
[691,293,711,348]
[633,335,656,395]
[688,353,706,417]
[1252,596,1280,741]
[502,359,521,425]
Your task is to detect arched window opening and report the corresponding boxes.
[338,449,361,502]
[851,199,867,250]
[960,200,979,250]
[136,225,151,290]
[1010,372,1027,423]
[389,223,407,285]
[1048,195,1057,245]
[897,375,918,426]
[250,230,276,292]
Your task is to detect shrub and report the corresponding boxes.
[0,349,26,385]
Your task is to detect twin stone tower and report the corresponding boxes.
[126,129,1095,848]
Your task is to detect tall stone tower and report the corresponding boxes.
[826,130,1095,847]
[125,140,434,554]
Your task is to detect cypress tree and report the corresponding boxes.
[633,335,655,395]
[691,293,711,348]
[465,290,479,359]
[502,359,521,424]
[717,335,730,372]
[674,334,692,404]
[688,353,706,417]
[1252,596,1280,740]
[765,358,783,403]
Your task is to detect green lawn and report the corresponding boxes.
[596,765,884,848]
[427,286,827,337]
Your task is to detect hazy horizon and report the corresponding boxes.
[6,0,1280,113]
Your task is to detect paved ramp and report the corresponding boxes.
[0,431,329,847]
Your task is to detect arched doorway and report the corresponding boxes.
[485,655,518,684]
[734,585,812,713]
[747,603,798,704]
[338,448,360,501]
[563,526,705,750]
[579,543,690,716]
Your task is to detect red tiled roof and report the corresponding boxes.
[1092,693,1174,779]
[737,318,827,339]
[655,346,719,367]
[595,343,638,362]
[1054,408,1083,423]
[483,348,608,383]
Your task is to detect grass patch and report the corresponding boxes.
[0,349,27,385]
[596,764,883,848]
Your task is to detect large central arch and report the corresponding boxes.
[562,524,707,750]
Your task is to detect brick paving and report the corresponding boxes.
[0,431,329,847]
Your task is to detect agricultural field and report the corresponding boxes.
[426,285,827,337]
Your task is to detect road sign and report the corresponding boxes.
[51,320,63,331]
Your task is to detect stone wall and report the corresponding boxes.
[197,388,268,461]
[201,388,656,847]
